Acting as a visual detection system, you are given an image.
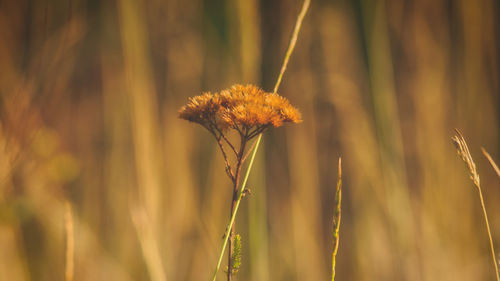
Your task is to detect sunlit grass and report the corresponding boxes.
[0,0,499,280]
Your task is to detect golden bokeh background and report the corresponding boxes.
[0,0,499,280]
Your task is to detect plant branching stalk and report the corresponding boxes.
[214,126,238,156]
[241,138,259,164]
[210,0,310,280]
[227,135,247,281]
[211,135,261,281]
[210,129,235,181]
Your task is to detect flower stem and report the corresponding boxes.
[227,137,247,281]
[211,135,262,281]
[210,0,310,279]
[227,191,236,281]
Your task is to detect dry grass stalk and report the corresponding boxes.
[482,148,500,179]
[64,201,74,281]
[452,129,500,281]
[331,158,342,281]
[273,0,311,94]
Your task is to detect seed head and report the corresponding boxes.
[452,129,480,187]
[178,84,301,134]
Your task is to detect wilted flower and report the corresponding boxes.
[179,84,301,281]
[178,84,301,138]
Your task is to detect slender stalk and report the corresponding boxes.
[214,134,235,182]
[477,186,500,281]
[453,130,500,281]
[482,147,500,178]
[272,0,311,94]
[215,125,238,156]
[481,147,500,278]
[227,193,236,281]
[210,1,310,279]
[241,138,259,164]
[227,136,247,281]
[211,135,261,281]
[332,158,342,281]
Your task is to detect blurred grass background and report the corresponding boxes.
[1,0,500,280]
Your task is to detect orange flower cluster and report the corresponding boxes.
[179,84,301,135]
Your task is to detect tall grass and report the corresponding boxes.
[0,0,499,281]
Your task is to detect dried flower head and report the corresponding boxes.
[178,84,301,137]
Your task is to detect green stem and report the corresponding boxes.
[211,135,262,281]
